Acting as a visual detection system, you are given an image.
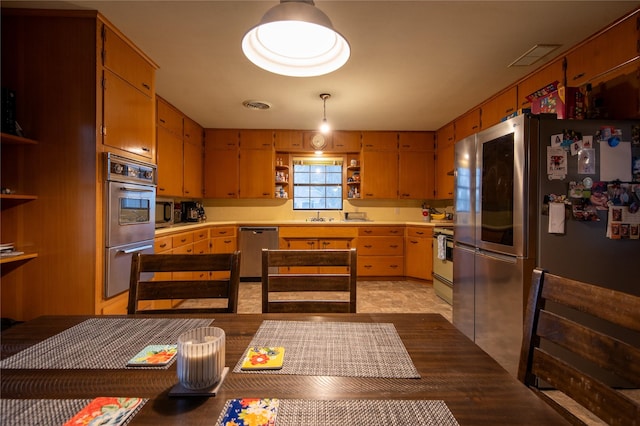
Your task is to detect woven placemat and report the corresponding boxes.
[0,398,147,426]
[233,320,420,378]
[0,318,211,369]
[216,399,459,426]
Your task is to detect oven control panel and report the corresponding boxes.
[105,153,157,185]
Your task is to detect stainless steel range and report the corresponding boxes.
[432,227,453,305]
[104,153,156,298]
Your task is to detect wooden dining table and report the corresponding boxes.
[0,313,569,425]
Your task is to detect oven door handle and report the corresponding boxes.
[118,186,155,193]
[118,244,153,254]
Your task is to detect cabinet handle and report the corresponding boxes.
[389,245,398,248]
[142,83,150,90]
[224,239,232,244]
[364,230,372,234]
[390,264,399,268]
[365,193,374,196]
[159,243,167,248]
[505,107,514,113]
[416,231,424,235]
[159,118,166,124]
[364,265,373,269]
[219,231,227,235]
[390,230,399,234]
[410,240,419,244]
[364,245,373,248]
[572,72,585,81]
[141,147,150,152]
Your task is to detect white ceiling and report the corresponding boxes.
[4,1,638,131]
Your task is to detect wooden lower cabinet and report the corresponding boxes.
[210,226,237,279]
[357,226,404,277]
[405,227,433,280]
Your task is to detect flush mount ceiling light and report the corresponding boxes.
[242,99,272,110]
[319,93,331,134]
[242,0,350,77]
[509,44,561,67]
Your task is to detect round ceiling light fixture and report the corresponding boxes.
[242,0,350,77]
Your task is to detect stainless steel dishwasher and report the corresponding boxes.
[238,227,279,281]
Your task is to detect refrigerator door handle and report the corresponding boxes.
[477,248,517,263]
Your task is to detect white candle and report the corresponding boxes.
[177,327,225,390]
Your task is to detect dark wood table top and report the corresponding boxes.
[1,313,568,425]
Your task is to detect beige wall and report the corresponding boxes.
[201,198,453,222]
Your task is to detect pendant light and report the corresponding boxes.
[319,93,331,134]
[242,1,350,77]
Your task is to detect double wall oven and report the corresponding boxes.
[104,153,156,298]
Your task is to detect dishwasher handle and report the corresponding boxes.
[239,227,279,234]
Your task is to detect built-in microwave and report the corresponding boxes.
[155,198,174,228]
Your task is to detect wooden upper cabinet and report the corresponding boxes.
[103,69,154,159]
[239,148,273,198]
[274,130,303,151]
[240,129,274,150]
[205,129,239,150]
[565,10,639,87]
[204,129,239,198]
[361,131,398,151]
[435,142,455,199]
[454,109,480,141]
[436,122,455,149]
[102,26,154,98]
[361,150,398,199]
[480,86,518,129]
[332,131,361,152]
[157,96,183,137]
[183,117,203,198]
[398,131,435,151]
[156,126,183,196]
[517,59,565,109]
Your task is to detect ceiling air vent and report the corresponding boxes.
[242,100,272,110]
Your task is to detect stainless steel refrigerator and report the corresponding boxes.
[453,113,640,378]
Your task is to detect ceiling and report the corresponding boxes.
[3,1,638,131]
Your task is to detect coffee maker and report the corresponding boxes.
[181,201,199,222]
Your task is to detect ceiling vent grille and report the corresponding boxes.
[243,100,272,110]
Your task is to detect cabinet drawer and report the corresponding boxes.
[358,226,403,237]
[172,232,194,248]
[212,236,237,253]
[406,227,433,238]
[173,243,194,255]
[357,236,404,256]
[154,235,173,252]
[193,239,210,254]
[210,226,235,237]
[193,228,209,242]
[357,256,404,276]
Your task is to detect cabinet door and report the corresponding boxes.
[240,129,274,150]
[398,132,434,151]
[480,86,518,129]
[102,25,155,98]
[274,130,303,151]
[157,126,183,196]
[565,13,639,87]
[361,131,397,150]
[332,131,361,152]
[361,150,398,199]
[239,149,274,198]
[183,120,203,198]
[204,148,239,198]
[102,69,154,159]
[405,228,433,280]
[436,142,455,199]
[398,149,434,199]
[454,109,481,141]
[157,97,183,137]
[517,60,565,109]
[436,122,455,149]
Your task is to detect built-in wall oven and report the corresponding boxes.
[433,227,453,305]
[104,153,156,298]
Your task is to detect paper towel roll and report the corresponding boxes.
[548,203,565,234]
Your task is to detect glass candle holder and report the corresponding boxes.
[177,327,225,390]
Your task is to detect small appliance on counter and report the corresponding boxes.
[181,201,199,222]
[180,201,206,222]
